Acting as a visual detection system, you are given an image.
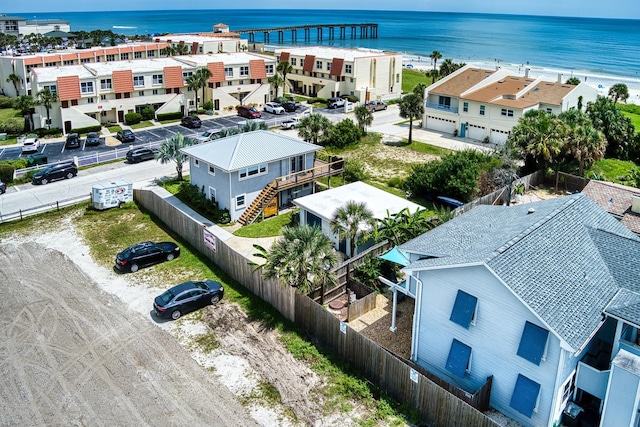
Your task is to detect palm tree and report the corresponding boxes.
[194,67,212,112]
[399,93,424,144]
[37,87,58,129]
[586,96,635,158]
[13,95,35,131]
[186,73,200,111]
[412,83,427,100]
[369,208,443,247]
[565,77,581,85]
[353,105,373,132]
[558,109,606,176]
[330,201,375,258]
[161,45,176,56]
[174,43,190,55]
[276,61,293,95]
[241,120,268,132]
[429,50,442,83]
[297,113,332,145]
[251,225,338,296]
[6,73,20,95]
[609,83,629,104]
[268,74,284,100]
[155,133,195,180]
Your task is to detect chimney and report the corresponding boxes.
[632,196,640,214]
[525,68,530,78]
[557,73,563,83]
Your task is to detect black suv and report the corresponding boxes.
[115,241,180,272]
[126,147,158,163]
[65,133,81,149]
[116,129,135,143]
[181,116,202,128]
[282,101,297,112]
[32,162,78,185]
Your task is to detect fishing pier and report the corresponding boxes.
[235,23,378,43]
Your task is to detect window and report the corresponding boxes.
[290,58,296,66]
[438,96,451,108]
[546,108,553,114]
[183,71,193,80]
[208,165,215,176]
[43,85,57,93]
[561,373,575,404]
[152,74,163,85]
[480,105,486,116]
[315,61,322,70]
[300,59,304,68]
[227,81,233,86]
[445,339,472,378]
[345,64,352,74]
[224,67,233,77]
[265,64,274,74]
[152,89,158,95]
[80,82,94,94]
[193,159,199,168]
[80,58,91,64]
[236,194,246,209]
[209,187,216,203]
[138,91,145,96]
[134,52,142,59]
[87,97,95,104]
[100,79,112,90]
[240,66,249,77]
[106,54,115,62]
[45,62,57,67]
[63,60,74,66]
[510,374,541,418]
[396,73,400,83]
[147,50,155,57]
[463,102,469,112]
[100,94,106,100]
[120,53,129,60]
[517,321,549,365]
[449,290,478,328]
[239,163,267,179]
[501,108,514,117]
[133,76,144,87]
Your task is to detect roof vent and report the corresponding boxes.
[632,196,640,214]
[527,208,536,215]
[498,79,505,83]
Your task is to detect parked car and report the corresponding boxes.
[327,97,346,109]
[366,100,388,112]
[32,162,78,185]
[116,129,135,143]
[236,105,261,119]
[126,147,158,163]
[282,101,298,112]
[0,180,6,194]
[85,132,101,146]
[153,280,224,320]
[181,115,202,128]
[115,241,180,273]
[264,102,285,115]
[192,129,221,144]
[20,134,40,153]
[281,116,302,130]
[65,132,81,149]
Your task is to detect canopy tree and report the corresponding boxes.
[399,93,424,144]
[330,200,375,258]
[13,95,35,132]
[586,96,635,158]
[155,133,195,180]
[609,83,629,104]
[37,87,58,129]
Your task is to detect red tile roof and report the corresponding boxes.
[330,57,343,77]
[249,59,266,79]
[24,57,43,66]
[56,75,81,101]
[112,70,134,93]
[207,62,225,83]
[303,55,315,73]
[191,42,199,54]
[279,51,290,63]
[163,66,184,89]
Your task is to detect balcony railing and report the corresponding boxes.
[425,102,459,114]
[576,361,610,400]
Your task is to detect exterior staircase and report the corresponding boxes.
[237,181,277,226]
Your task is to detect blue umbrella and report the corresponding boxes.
[379,246,410,267]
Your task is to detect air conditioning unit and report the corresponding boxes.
[632,196,640,214]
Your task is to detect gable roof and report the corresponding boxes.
[181,130,322,172]
[581,180,640,234]
[400,194,640,352]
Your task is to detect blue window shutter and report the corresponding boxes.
[445,339,472,378]
[449,290,478,328]
[510,374,541,417]
[517,321,549,365]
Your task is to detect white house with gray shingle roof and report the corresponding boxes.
[181,130,322,222]
[391,193,640,427]
[422,65,597,145]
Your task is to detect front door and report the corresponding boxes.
[118,110,124,123]
[460,123,466,138]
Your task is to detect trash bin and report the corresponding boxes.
[0,133,7,141]
[561,401,583,427]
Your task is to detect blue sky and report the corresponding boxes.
[5,1,640,20]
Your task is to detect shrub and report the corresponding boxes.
[0,163,15,183]
[70,125,101,134]
[202,100,214,111]
[0,96,14,109]
[273,96,288,104]
[387,177,404,188]
[343,159,369,182]
[156,111,183,121]
[342,94,359,103]
[0,117,24,134]
[307,97,325,104]
[34,127,63,138]
[124,112,142,125]
[177,182,231,224]
[140,105,155,121]
[326,119,362,148]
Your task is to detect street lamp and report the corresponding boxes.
[33,16,39,50]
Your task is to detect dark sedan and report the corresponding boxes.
[115,241,180,272]
[282,101,297,112]
[181,116,202,129]
[126,147,158,163]
[86,132,101,146]
[153,280,224,320]
[116,129,135,143]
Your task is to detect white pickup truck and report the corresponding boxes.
[281,117,302,130]
[20,134,40,153]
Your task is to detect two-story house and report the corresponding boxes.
[422,65,597,145]
[181,130,344,224]
[380,194,640,427]
[274,46,402,102]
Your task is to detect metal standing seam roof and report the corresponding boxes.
[400,194,640,352]
[180,130,322,172]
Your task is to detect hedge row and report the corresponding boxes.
[70,125,102,134]
[156,111,183,121]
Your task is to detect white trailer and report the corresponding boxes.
[91,180,133,210]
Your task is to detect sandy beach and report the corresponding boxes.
[403,55,640,105]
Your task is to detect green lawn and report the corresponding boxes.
[585,158,639,182]
[233,211,296,238]
[622,112,640,133]
[130,121,155,130]
[401,68,429,94]
[107,125,122,133]
[0,107,20,121]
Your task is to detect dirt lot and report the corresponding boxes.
[0,217,373,426]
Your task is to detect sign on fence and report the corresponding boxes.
[203,228,217,252]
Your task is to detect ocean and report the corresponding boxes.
[22,9,640,81]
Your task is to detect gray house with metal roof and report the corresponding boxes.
[387,194,640,427]
[181,130,343,224]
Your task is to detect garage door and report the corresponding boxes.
[467,124,485,141]
[490,129,510,145]
[426,116,456,134]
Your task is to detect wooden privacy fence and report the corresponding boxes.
[134,186,499,427]
[555,171,589,193]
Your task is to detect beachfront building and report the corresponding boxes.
[384,194,640,427]
[0,14,69,36]
[26,52,275,132]
[154,33,249,55]
[274,46,402,102]
[422,65,598,145]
